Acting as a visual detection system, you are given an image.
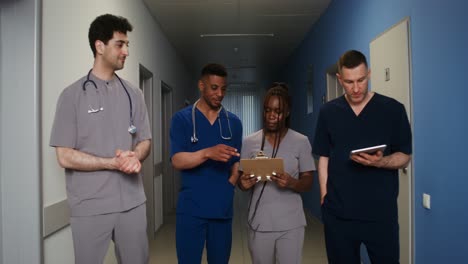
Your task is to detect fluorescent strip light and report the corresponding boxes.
[200,33,274,38]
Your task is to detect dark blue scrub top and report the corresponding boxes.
[313,93,412,221]
[170,105,242,219]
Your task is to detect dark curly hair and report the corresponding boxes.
[88,14,133,57]
[200,63,228,78]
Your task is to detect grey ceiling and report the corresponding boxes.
[143,0,331,83]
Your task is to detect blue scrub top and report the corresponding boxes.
[313,93,412,221]
[170,105,242,219]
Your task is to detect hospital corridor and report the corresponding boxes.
[147,190,328,263]
[2,0,468,263]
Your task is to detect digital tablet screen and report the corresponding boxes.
[350,144,387,155]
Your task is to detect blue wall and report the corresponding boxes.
[281,0,468,263]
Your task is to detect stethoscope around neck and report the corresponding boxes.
[191,99,233,143]
[82,69,137,134]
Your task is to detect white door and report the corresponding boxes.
[139,66,155,239]
[161,82,177,214]
[370,18,413,264]
[326,64,343,102]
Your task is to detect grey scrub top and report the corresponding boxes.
[241,129,315,231]
[50,73,151,217]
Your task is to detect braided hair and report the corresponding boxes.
[263,82,291,130]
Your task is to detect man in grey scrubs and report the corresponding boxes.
[50,14,151,264]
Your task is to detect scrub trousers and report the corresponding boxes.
[176,213,232,264]
[322,208,399,264]
[247,226,304,264]
[70,203,149,264]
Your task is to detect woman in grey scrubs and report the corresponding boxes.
[239,83,315,264]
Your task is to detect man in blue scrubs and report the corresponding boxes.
[313,50,412,264]
[170,63,243,264]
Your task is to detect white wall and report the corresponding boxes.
[42,0,191,262]
[1,0,42,263]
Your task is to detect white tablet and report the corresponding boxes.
[350,144,387,155]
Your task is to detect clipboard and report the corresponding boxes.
[240,158,284,181]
